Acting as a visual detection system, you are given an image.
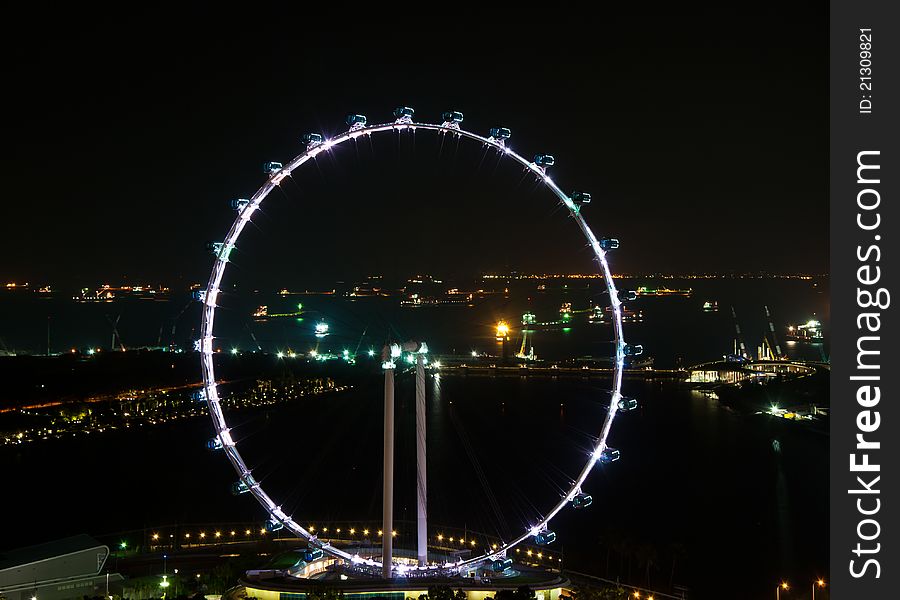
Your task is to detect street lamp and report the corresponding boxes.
[813,579,826,600]
[776,582,789,600]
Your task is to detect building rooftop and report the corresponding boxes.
[0,534,105,571]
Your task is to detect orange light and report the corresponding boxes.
[781,582,789,590]
[817,579,825,587]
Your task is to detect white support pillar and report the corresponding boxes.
[415,352,427,566]
[382,345,396,579]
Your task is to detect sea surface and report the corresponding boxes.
[0,277,829,367]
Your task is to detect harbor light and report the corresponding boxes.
[471,350,478,357]
[496,320,510,340]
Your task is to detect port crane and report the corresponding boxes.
[730,306,748,359]
[764,305,785,359]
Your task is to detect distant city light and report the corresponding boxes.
[231,348,238,355]
[496,321,510,339]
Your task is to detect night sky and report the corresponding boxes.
[2,7,828,288]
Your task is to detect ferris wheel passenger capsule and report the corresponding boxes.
[617,397,639,411]
[623,344,643,356]
[596,447,620,464]
[346,114,367,127]
[263,162,283,174]
[533,530,557,545]
[230,480,250,495]
[393,106,415,121]
[442,110,464,124]
[489,127,511,140]
[304,547,325,562]
[534,154,556,167]
[490,557,513,572]
[301,133,324,146]
[230,198,250,211]
[207,436,224,451]
[571,492,593,509]
[618,289,637,302]
[572,191,592,206]
[191,289,207,302]
[599,237,619,250]
[191,389,207,401]
[265,517,284,532]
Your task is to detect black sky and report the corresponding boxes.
[1,6,828,287]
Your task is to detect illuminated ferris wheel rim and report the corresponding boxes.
[199,110,628,574]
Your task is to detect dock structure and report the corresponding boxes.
[685,359,823,386]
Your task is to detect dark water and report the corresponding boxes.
[1,278,829,368]
[1,279,829,599]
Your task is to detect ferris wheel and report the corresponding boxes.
[197,107,641,577]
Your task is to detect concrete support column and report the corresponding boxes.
[415,353,427,566]
[382,346,395,579]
